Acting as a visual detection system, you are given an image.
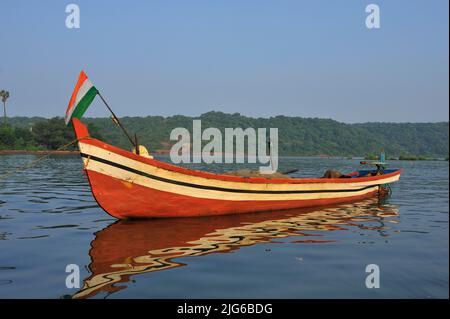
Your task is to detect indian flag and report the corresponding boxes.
[65,71,98,125]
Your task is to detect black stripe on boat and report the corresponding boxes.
[80,153,381,195]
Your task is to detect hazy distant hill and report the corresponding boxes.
[6,112,449,157]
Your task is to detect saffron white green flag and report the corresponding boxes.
[65,71,98,125]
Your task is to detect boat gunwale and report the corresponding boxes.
[72,118,402,185]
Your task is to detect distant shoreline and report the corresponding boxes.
[0,150,79,155]
[3,115,448,159]
[0,149,171,155]
[0,149,448,161]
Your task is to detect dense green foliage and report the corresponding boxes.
[32,117,76,150]
[1,118,102,150]
[0,124,38,150]
[4,112,449,158]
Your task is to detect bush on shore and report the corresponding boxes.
[0,117,102,151]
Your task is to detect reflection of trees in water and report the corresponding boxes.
[73,199,399,299]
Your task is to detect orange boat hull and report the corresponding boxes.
[86,169,382,219]
[73,119,401,219]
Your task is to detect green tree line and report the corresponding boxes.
[0,118,102,151]
[2,112,449,158]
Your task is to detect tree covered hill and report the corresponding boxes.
[3,112,449,158]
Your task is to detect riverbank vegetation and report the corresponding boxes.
[2,113,449,159]
[0,118,102,151]
[364,153,447,161]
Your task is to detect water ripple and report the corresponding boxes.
[0,155,448,298]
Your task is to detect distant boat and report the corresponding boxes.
[72,118,401,219]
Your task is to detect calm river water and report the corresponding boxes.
[0,155,448,298]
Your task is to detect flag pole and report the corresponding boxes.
[97,92,136,148]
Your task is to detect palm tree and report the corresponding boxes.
[0,90,10,124]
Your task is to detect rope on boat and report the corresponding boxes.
[0,138,80,182]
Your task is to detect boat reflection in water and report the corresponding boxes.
[73,199,399,298]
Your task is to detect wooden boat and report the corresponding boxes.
[72,118,401,219]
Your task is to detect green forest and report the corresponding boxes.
[1,112,449,159]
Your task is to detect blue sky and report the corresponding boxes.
[0,0,448,123]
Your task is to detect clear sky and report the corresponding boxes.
[0,0,448,123]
